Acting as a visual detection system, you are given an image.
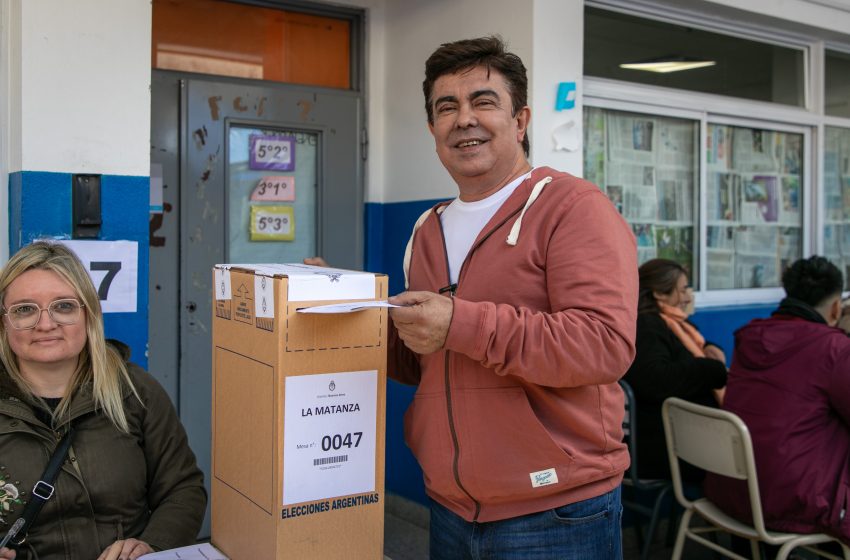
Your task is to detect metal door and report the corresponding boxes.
[150,72,363,535]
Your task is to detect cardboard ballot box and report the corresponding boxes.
[211,264,387,560]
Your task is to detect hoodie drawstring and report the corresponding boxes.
[403,175,553,288]
[506,176,552,246]
[403,205,446,289]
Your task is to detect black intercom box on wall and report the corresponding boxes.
[72,174,101,239]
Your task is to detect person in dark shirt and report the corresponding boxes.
[624,258,727,482]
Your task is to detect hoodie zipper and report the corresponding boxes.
[436,216,481,521]
[429,177,536,522]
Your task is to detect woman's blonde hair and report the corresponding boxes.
[0,240,139,432]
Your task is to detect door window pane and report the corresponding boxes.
[152,0,351,89]
[706,125,803,289]
[228,126,317,263]
[824,126,850,287]
[585,7,805,107]
[826,50,850,118]
[584,107,699,282]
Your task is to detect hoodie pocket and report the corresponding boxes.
[454,386,574,503]
[403,392,460,500]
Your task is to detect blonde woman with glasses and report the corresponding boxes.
[0,241,205,560]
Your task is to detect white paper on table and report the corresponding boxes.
[139,543,228,559]
[283,370,377,505]
[296,301,401,314]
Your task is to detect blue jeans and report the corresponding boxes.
[429,486,623,560]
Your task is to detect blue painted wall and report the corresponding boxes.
[365,199,782,505]
[690,303,777,361]
[366,199,446,505]
[8,171,149,369]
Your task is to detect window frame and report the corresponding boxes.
[583,0,829,308]
[585,94,812,307]
[585,0,814,111]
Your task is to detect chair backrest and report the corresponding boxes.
[661,397,770,536]
[618,379,641,486]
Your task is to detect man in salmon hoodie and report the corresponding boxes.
[387,36,638,559]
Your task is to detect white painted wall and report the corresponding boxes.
[530,0,585,176]
[0,1,21,262]
[332,0,388,205]
[379,0,533,203]
[19,0,151,176]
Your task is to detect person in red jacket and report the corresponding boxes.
[387,36,638,559]
[705,256,850,544]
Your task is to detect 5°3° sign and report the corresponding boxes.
[250,205,295,241]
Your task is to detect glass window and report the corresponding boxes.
[227,126,318,263]
[826,50,850,118]
[584,107,699,282]
[823,126,850,287]
[584,7,805,107]
[152,0,351,89]
[705,125,803,289]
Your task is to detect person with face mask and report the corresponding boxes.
[623,258,728,483]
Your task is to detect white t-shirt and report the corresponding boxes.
[440,171,533,284]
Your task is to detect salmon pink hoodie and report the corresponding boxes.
[389,167,638,522]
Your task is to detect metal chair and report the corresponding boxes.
[619,380,674,560]
[661,397,850,560]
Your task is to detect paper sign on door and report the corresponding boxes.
[250,176,295,202]
[250,205,295,241]
[249,134,295,171]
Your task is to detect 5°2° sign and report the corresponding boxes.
[249,134,295,171]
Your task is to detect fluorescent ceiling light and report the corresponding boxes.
[620,56,716,73]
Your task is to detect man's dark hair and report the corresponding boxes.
[423,36,530,156]
[782,256,843,307]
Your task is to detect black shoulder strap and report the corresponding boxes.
[3,425,76,546]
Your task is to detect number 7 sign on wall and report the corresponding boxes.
[60,240,138,313]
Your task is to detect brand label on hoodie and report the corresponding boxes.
[529,468,558,488]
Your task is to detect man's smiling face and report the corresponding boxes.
[428,65,530,200]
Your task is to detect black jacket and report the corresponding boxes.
[0,358,206,559]
[623,313,727,480]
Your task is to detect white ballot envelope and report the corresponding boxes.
[139,543,228,560]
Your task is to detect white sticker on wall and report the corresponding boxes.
[60,240,138,313]
[283,370,377,505]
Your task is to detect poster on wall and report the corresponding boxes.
[59,240,138,313]
[282,370,378,505]
[249,134,295,171]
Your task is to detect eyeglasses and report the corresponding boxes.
[2,299,85,330]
